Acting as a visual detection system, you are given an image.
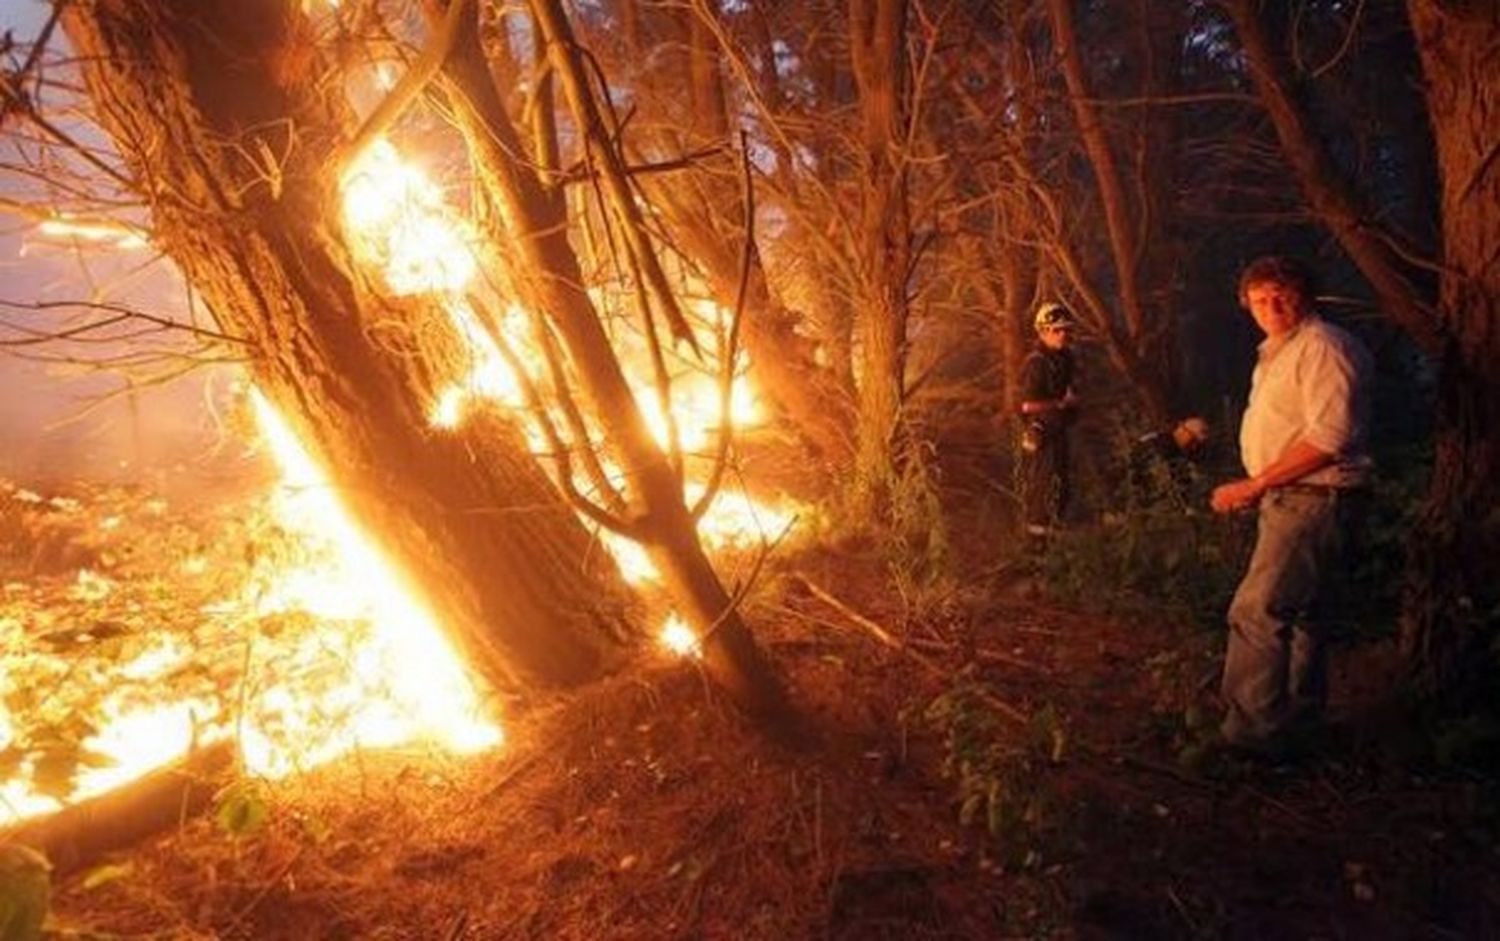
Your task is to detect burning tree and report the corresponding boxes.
[1,0,791,733]
[44,0,642,696]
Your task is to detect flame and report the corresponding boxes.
[31,216,147,250]
[245,391,500,777]
[600,482,797,587]
[658,614,701,658]
[342,139,477,296]
[336,137,801,590]
[0,397,502,826]
[0,123,800,825]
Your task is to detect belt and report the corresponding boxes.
[1271,483,1363,497]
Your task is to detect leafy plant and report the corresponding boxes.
[923,676,1067,868]
[215,780,270,839]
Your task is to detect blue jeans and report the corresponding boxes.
[1220,487,1361,746]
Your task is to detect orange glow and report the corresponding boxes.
[244,391,501,778]
[0,397,502,827]
[337,138,802,585]
[658,614,702,658]
[0,121,797,825]
[31,216,147,250]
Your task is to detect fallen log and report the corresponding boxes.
[0,740,235,874]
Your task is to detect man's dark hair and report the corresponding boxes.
[1237,255,1316,307]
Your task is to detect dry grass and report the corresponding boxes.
[13,477,1500,940]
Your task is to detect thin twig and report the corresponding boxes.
[468,293,638,537]
[0,298,252,346]
[557,145,727,186]
[792,574,1029,725]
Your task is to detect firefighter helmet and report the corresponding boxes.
[1033,301,1076,333]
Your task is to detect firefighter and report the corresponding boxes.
[1018,302,1079,537]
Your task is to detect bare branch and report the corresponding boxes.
[0,298,254,347]
[340,0,473,172]
[466,294,640,538]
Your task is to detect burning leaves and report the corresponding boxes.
[0,480,229,822]
[0,467,498,827]
[0,62,800,832]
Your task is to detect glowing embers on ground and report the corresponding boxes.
[0,409,500,827]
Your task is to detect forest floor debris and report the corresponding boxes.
[3,479,1499,939]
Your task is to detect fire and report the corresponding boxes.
[658,614,702,658]
[245,392,501,777]
[341,140,477,296]
[337,136,801,602]
[29,215,148,251]
[0,119,797,826]
[0,399,502,827]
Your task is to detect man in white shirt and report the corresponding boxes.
[1211,256,1374,753]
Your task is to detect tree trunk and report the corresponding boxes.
[608,3,857,464]
[436,0,790,721]
[61,0,637,693]
[848,0,913,513]
[1225,0,1442,353]
[1,743,233,875]
[995,2,1042,414]
[996,235,1037,413]
[1399,1,1500,697]
[1048,0,1173,422]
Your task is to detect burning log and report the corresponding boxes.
[0,742,233,876]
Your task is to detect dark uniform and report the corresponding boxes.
[1019,344,1076,530]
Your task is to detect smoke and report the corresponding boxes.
[0,233,247,488]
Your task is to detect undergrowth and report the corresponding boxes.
[917,674,1070,870]
[882,439,957,624]
[1033,439,1426,640]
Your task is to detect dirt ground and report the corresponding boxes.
[6,473,1500,940]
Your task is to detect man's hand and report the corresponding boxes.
[1211,477,1264,514]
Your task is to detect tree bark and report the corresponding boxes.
[995,2,1043,414]
[1399,1,1500,697]
[435,0,790,722]
[848,0,914,513]
[60,0,637,694]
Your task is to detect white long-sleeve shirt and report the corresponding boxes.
[1241,316,1374,488]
